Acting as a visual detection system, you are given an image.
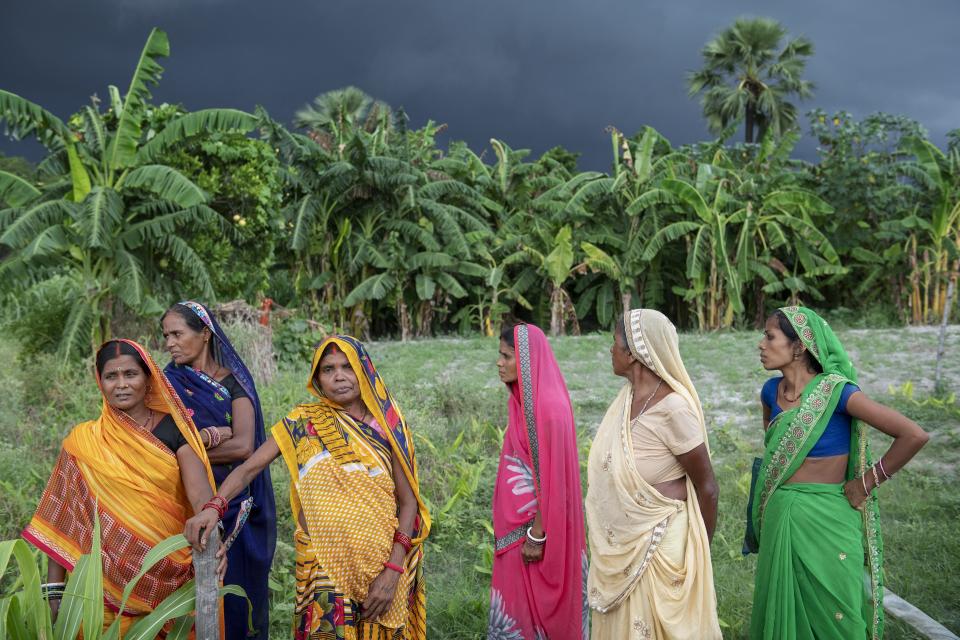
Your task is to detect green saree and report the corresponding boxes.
[750,306,884,640]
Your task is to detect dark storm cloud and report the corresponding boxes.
[2,0,958,170]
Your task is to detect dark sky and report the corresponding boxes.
[2,0,957,171]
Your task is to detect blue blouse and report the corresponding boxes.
[761,377,860,458]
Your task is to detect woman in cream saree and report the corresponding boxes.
[586,309,720,640]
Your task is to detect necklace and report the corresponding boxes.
[195,364,223,379]
[780,382,802,404]
[350,406,370,424]
[126,408,153,429]
[637,379,664,416]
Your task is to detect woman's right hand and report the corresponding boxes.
[521,540,545,564]
[184,508,220,551]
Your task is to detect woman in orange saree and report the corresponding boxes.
[22,339,218,633]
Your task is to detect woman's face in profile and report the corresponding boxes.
[759,316,794,370]
[497,339,518,384]
[610,329,634,377]
[162,312,208,366]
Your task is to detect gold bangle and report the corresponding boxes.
[878,458,892,480]
[871,464,881,489]
[861,474,870,498]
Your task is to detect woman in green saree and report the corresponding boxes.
[751,306,929,639]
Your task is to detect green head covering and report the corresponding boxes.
[752,305,883,638]
[779,306,857,383]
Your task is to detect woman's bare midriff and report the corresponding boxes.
[653,476,687,501]
[785,453,848,484]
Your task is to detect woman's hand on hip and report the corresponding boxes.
[842,477,870,509]
[361,568,401,622]
[521,540,544,564]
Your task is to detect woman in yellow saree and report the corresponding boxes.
[22,339,217,633]
[586,310,721,639]
[185,335,430,640]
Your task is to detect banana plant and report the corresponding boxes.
[640,168,746,329]
[896,136,960,323]
[0,28,255,359]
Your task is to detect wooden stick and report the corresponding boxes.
[193,526,220,640]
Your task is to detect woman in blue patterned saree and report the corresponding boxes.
[162,301,277,639]
[751,306,929,639]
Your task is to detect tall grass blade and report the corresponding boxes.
[103,534,190,640]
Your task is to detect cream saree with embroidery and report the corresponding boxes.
[586,386,720,639]
[586,309,720,640]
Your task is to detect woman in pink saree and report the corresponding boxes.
[489,323,588,639]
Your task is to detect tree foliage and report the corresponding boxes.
[2,25,958,361]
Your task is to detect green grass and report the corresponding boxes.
[1,328,958,638]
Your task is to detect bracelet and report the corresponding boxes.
[878,459,892,481]
[204,427,221,449]
[41,582,66,600]
[202,502,225,519]
[861,474,870,498]
[393,530,413,553]
[526,526,547,545]
[202,495,228,519]
[871,464,881,489]
[383,561,405,575]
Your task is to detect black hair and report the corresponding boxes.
[499,324,516,349]
[95,340,150,376]
[771,310,823,373]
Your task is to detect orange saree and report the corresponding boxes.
[23,340,215,631]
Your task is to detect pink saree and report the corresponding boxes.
[489,324,587,639]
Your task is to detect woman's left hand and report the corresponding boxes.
[216,543,228,583]
[842,476,870,510]
[521,540,544,564]
[361,568,401,622]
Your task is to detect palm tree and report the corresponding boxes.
[688,17,815,143]
[293,86,395,155]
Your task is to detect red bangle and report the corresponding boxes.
[383,561,405,575]
[393,530,413,553]
[202,496,227,518]
[202,502,224,518]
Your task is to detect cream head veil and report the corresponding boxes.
[623,308,708,446]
